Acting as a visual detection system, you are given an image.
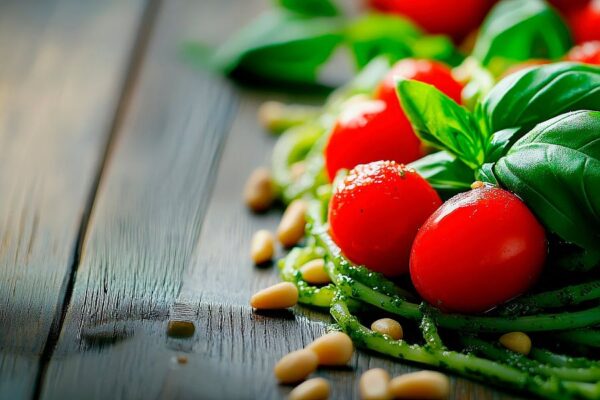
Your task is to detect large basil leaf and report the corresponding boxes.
[213,11,343,84]
[487,111,600,270]
[275,0,339,17]
[409,151,474,198]
[478,62,600,135]
[396,79,485,170]
[472,0,571,74]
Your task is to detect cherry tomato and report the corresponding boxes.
[566,41,600,65]
[567,2,600,44]
[324,59,463,181]
[410,185,547,313]
[547,0,588,14]
[375,59,464,109]
[366,0,495,41]
[329,161,442,277]
[324,99,421,181]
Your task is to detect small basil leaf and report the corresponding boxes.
[477,163,499,186]
[478,62,600,135]
[454,57,495,110]
[409,151,475,198]
[472,0,571,74]
[484,126,528,163]
[213,11,343,84]
[491,111,600,270]
[345,14,420,68]
[396,79,485,170]
[275,0,339,17]
[409,36,463,67]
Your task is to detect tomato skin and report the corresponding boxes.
[324,100,422,181]
[366,0,494,41]
[566,41,600,65]
[375,59,464,108]
[567,2,600,44]
[329,161,442,277]
[410,186,547,313]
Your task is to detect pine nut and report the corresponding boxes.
[251,282,298,310]
[388,371,450,400]
[288,377,330,400]
[470,180,485,189]
[300,259,330,284]
[359,368,391,400]
[278,199,307,247]
[167,320,195,338]
[499,332,531,355]
[251,230,275,264]
[274,349,319,384]
[307,331,354,366]
[371,318,403,340]
[290,162,306,181]
[244,167,274,212]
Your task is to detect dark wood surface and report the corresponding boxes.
[0,1,525,399]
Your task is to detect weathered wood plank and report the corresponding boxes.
[0,1,147,397]
[39,0,247,398]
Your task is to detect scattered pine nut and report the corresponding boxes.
[300,259,330,285]
[176,355,188,364]
[288,377,330,400]
[499,332,532,355]
[244,167,274,212]
[167,320,195,338]
[359,368,391,400]
[251,230,275,264]
[470,180,485,189]
[290,162,307,181]
[371,318,403,340]
[274,349,319,384]
[307,331,354,366]
[251,282,298,310]
[277,199,307,247]
[388,371,450,400]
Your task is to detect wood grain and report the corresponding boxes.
[39,0,247,398]
[0,1,147,397]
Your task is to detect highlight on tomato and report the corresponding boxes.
[366,0,496,41]
[566,41,600,65]
[410,184,547,314]
[328,160,442,277]
[324,59,463,181]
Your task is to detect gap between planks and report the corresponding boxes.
[31,1,163,398]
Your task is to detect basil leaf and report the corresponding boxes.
[489,111,600,270]
[396,79,485,169]
[478,62,600,135]
[213,11,343,84]
[409,151,475,198]
[472,0,571,74]
[275,0,339,17]
[345,14,420,68]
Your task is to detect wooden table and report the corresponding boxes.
[0,1,527,398]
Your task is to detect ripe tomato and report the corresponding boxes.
[567,2,600,44]
[375,59,464,109]
[366,0,495,41]
[548,0,588,14]
[566,41,600,65]
[324,59,463,181]
[410,185,547,313]
[329,161,442,277]
[324,99,421,181]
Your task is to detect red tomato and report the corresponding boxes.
[567,2,600,44]
[410,186,547,314]
[366,0,495,41]
[566,41,600,65]
[329,161,442,277]
[324,99,421,181]
[375,59,464,109]
[548,0,588,14]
